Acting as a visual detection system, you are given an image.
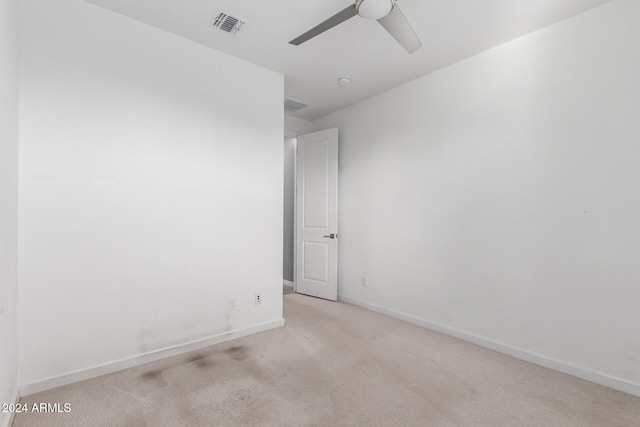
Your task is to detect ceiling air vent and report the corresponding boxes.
[212,11,245,35]
[284,99,308,113]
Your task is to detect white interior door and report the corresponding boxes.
[296,128,338,301]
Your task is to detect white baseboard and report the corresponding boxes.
[283,280,294,291]
[1,386,19,427]
[338,294,640,398]
[19,318,285,396]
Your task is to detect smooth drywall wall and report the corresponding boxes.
[284,116,312,137]
[313,0,640,393]
[0,0,19,421]
[283,138,296,282]
[19,0,283,386]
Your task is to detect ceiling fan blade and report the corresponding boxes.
[289,5,358,46]
[377,4,422,53]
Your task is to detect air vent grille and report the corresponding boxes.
[212,11,245,35]
[284,99,308,113]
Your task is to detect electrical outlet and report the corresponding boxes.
[255,293,262,305]
[228,297,236,312]
[361,276,367,287]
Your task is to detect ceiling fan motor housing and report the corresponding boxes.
[356,0,395,20]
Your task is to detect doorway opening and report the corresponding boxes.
[283,128,339,300]
[283,136,296,295]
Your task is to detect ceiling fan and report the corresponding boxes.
[289,0,422,54]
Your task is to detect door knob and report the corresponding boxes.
[323,233,337,239]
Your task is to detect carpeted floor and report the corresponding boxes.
[13,294,640,426]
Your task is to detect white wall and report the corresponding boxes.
[0,0,20,421]
[284,115,312,137]
[313,0,640,395]
[19,0,284,387]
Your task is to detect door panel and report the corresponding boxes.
[296,128,338,301]
[302,241,329,282]
[303,140,329,228]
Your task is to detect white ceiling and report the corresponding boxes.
[85,0,611,121]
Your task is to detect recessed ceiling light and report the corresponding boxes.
[338,77,351,85]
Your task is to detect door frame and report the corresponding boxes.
[294,128,338,300]
[285,127,338,299]
[284,129,298,294]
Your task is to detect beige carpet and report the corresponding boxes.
[13,294,640,426]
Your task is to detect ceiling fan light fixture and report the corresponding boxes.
[289,0,420,54]
[356,0,394,21]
